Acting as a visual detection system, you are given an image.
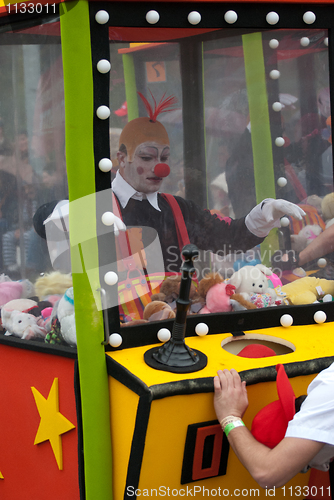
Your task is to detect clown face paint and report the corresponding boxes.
[117,142,170,194]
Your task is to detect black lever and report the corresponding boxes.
[144,244,207,373]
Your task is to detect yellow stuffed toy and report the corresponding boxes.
[281,277,334,305]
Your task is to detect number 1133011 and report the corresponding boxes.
[268,486,332,497]
[6,3,56,14]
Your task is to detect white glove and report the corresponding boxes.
[245,198,306,238]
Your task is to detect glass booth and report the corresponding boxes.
[0,2,333,500]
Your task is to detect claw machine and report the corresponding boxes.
[0,0,333,499]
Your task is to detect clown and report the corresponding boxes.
[37,92,305,321]
[111,92,305,275]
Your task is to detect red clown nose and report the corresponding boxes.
[154,163,170,178]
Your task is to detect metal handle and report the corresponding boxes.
[97,287,110,345]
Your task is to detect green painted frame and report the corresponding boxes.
[60,1,113,498]
[243,32,279,264]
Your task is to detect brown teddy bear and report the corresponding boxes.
[143,301,175,321]
[151,274,200,304]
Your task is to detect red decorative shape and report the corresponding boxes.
[0,345,79,498]
[225,284,236,297]
[251,364,296,448]
[192,424,223,480]
[154,163,170,178]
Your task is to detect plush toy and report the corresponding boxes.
[2,298,40,316]
[143,301,175,321]
[57,287,76,347]
[281,277,334,305]
[150,274,203,314]
[228,264,280,307]
[267,272,283,290]
[0,279,35,308]
[305,195,323,216]
[44,288,76,345]
[198,273,234,313]
[151,274,199,304]
[290,224,322,253]
[1,298,49,340]
[197,272,256,313]
[321,192,334,228]
[34,271,73,301]
[230,295,258,311]
[4,311,47,340]
[37,306,53,334]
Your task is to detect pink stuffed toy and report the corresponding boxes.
[197,273,236,314]
[197,272,257,313]
[37,307,54,334]
[199,282,235,314]
[0,282,23,307]
[0,279,35,308]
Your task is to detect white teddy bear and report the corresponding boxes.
[228,264,279,308]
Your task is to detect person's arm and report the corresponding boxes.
[298,223,334,266]
[214,369,324,489]
[176,197,264,254]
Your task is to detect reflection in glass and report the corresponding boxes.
[2,19,333,334]
[0,21,67,283]
[106,27,334,324]
[203,29,331,218]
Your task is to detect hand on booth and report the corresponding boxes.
[213,369,249,423]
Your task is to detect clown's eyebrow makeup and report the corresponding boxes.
[160,146,170,158]
[137,146,170,160]
[137,147,158,157]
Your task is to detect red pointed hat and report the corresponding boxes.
[251,364,296,448]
